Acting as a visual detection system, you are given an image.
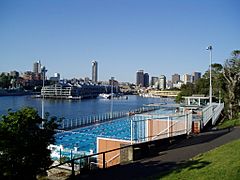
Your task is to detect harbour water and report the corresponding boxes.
[0,95,173,119]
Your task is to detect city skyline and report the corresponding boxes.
[0,0,239,82]
[2,60,202,85]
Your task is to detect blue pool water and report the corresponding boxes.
[54,107,175,154]
[55,116,131,154]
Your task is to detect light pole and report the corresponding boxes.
[206,45,212,106]
[110,77,114,118]
[41,66,47,121]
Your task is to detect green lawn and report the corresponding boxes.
[217,117,240,129]
[155,139,240,180]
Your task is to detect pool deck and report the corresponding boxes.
[76,126,240,179]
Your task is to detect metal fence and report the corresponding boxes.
[130,112,193,143]
[58,106,160,130]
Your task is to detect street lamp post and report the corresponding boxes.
[110,77,114,118]
[41,66,47,121]
[206,45,213,106]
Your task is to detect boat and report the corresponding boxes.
[98,93,112,99]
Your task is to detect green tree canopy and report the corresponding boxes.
[0,107,59,179]
[223,50,240,119]
[175,83,195,103]
[202,63,226,98]
[0,73,11,89]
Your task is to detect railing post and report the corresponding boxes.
[71,159,75,177]
[59,148,62,163]
[131,118,133,144]
[167,116,170,137]
[79,158,81,172]
[103,152,106,169]
[185,113,187,134]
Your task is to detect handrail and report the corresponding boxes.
[202,103,224,126]
[134,113,186,120]
[212,103,224,125]
[202,105,213,126]
[48,144,132,170]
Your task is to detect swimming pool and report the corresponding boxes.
[54,107,175,156]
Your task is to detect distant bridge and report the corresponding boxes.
[148,90,180,97]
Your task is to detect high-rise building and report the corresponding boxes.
[33,61,41,74]
[136,70,144,87]
[166,80,173,89]
[172,73,180,84]
[183,74,192,84]
[151,76,159,86]
[159,75,166,90]
[192,72,201,83]
[144,73,149,87]
[92,61,98,83]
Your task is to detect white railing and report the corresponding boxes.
[202,103,224,126]
[59,106,160,130]
[202,105,214,126]
[212,103,224,125]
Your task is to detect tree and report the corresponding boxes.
[175,83,195,103]
[195,78,209,96]
[175,63,226,103]
[0,107,59,179]
[201,63,226,99]
[0,73,11,89]
[223,50,240,119]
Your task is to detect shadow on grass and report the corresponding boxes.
[73,158,211,180]
[155,158,211,179]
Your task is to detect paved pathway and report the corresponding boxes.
[77,127,240,179]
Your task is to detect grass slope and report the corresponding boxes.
[217,117,240,129]
[157,139,240,180]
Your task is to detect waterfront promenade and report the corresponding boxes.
[76,127,240,179]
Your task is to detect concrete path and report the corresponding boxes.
[77,127,240,179]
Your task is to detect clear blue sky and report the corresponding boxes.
[0,0,239,83]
